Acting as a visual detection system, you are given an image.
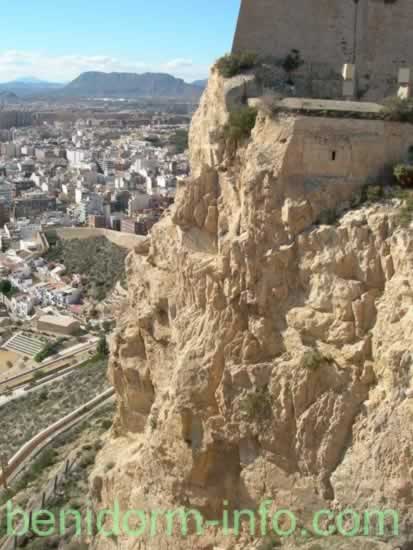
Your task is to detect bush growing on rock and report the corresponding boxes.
[396,190,413,227]
[364,185,384,202]
[394,164,413,186]
[382,97,413,123]
[215,51,258,78]
[224,106,258,149]
[302,350,333,370]
[242,385,272,419]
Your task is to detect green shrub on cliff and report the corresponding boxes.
[242,385,272,419]
[382,97,413,123]
[215,51,258,78]
[224,106,258,148]
[394,164,413,186]
[364,184,384,202]
[302,350,334,371]
[395,190,413,227]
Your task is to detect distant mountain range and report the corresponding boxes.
[0,77,64,96]
[60,71,206,99]
[0,72,208,100]
[191,79,208,89]
[0,91,19,103]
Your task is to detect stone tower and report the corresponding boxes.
[232,0,413,100]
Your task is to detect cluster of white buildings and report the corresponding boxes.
[0,113,189,235]
[0,250,82,319]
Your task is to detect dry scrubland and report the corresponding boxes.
[0,358,109,459]
[0,401,115,549]
[0,350,20,374]
[45,235,127,301]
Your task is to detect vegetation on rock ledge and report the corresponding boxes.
[224,106,258,149]
[215,51,258,78]
[382,97,413,123]
[394,164,413,186]
[302,350,334,370]
[242,385,272,419]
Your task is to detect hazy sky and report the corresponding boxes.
[0,0,241,83]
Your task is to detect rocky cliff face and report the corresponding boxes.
[91,70,413,549]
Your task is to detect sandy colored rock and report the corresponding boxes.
[91,70,413,549]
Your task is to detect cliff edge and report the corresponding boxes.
[90,69,413,549]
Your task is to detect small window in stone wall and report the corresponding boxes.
[331,151,337,161]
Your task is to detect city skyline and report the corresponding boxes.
[0,0,241,83]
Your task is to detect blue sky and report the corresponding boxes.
[0,0,241,83]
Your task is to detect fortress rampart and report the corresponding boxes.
[233,0,413,101]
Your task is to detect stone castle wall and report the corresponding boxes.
[280,116,413,212]
[55,227,145,250]
[233,0,413,101]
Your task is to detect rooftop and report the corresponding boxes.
[38,314,78,327]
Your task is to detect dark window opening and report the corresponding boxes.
[331,151,337,161]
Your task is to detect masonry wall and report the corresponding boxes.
[233,0,413,101]
[55,227,145,250]
[281,116,413,201]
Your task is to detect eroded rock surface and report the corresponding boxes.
[91,70,413,549]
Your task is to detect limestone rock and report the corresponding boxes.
[91,70,413,549]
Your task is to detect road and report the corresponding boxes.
[0,338,98,395]
[0,387,115,496]
[0,388,115,550]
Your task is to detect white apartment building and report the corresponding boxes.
[3,293,35,318]
[133,157,158,173]
[66,148,89,167]
[30,282,82,308]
